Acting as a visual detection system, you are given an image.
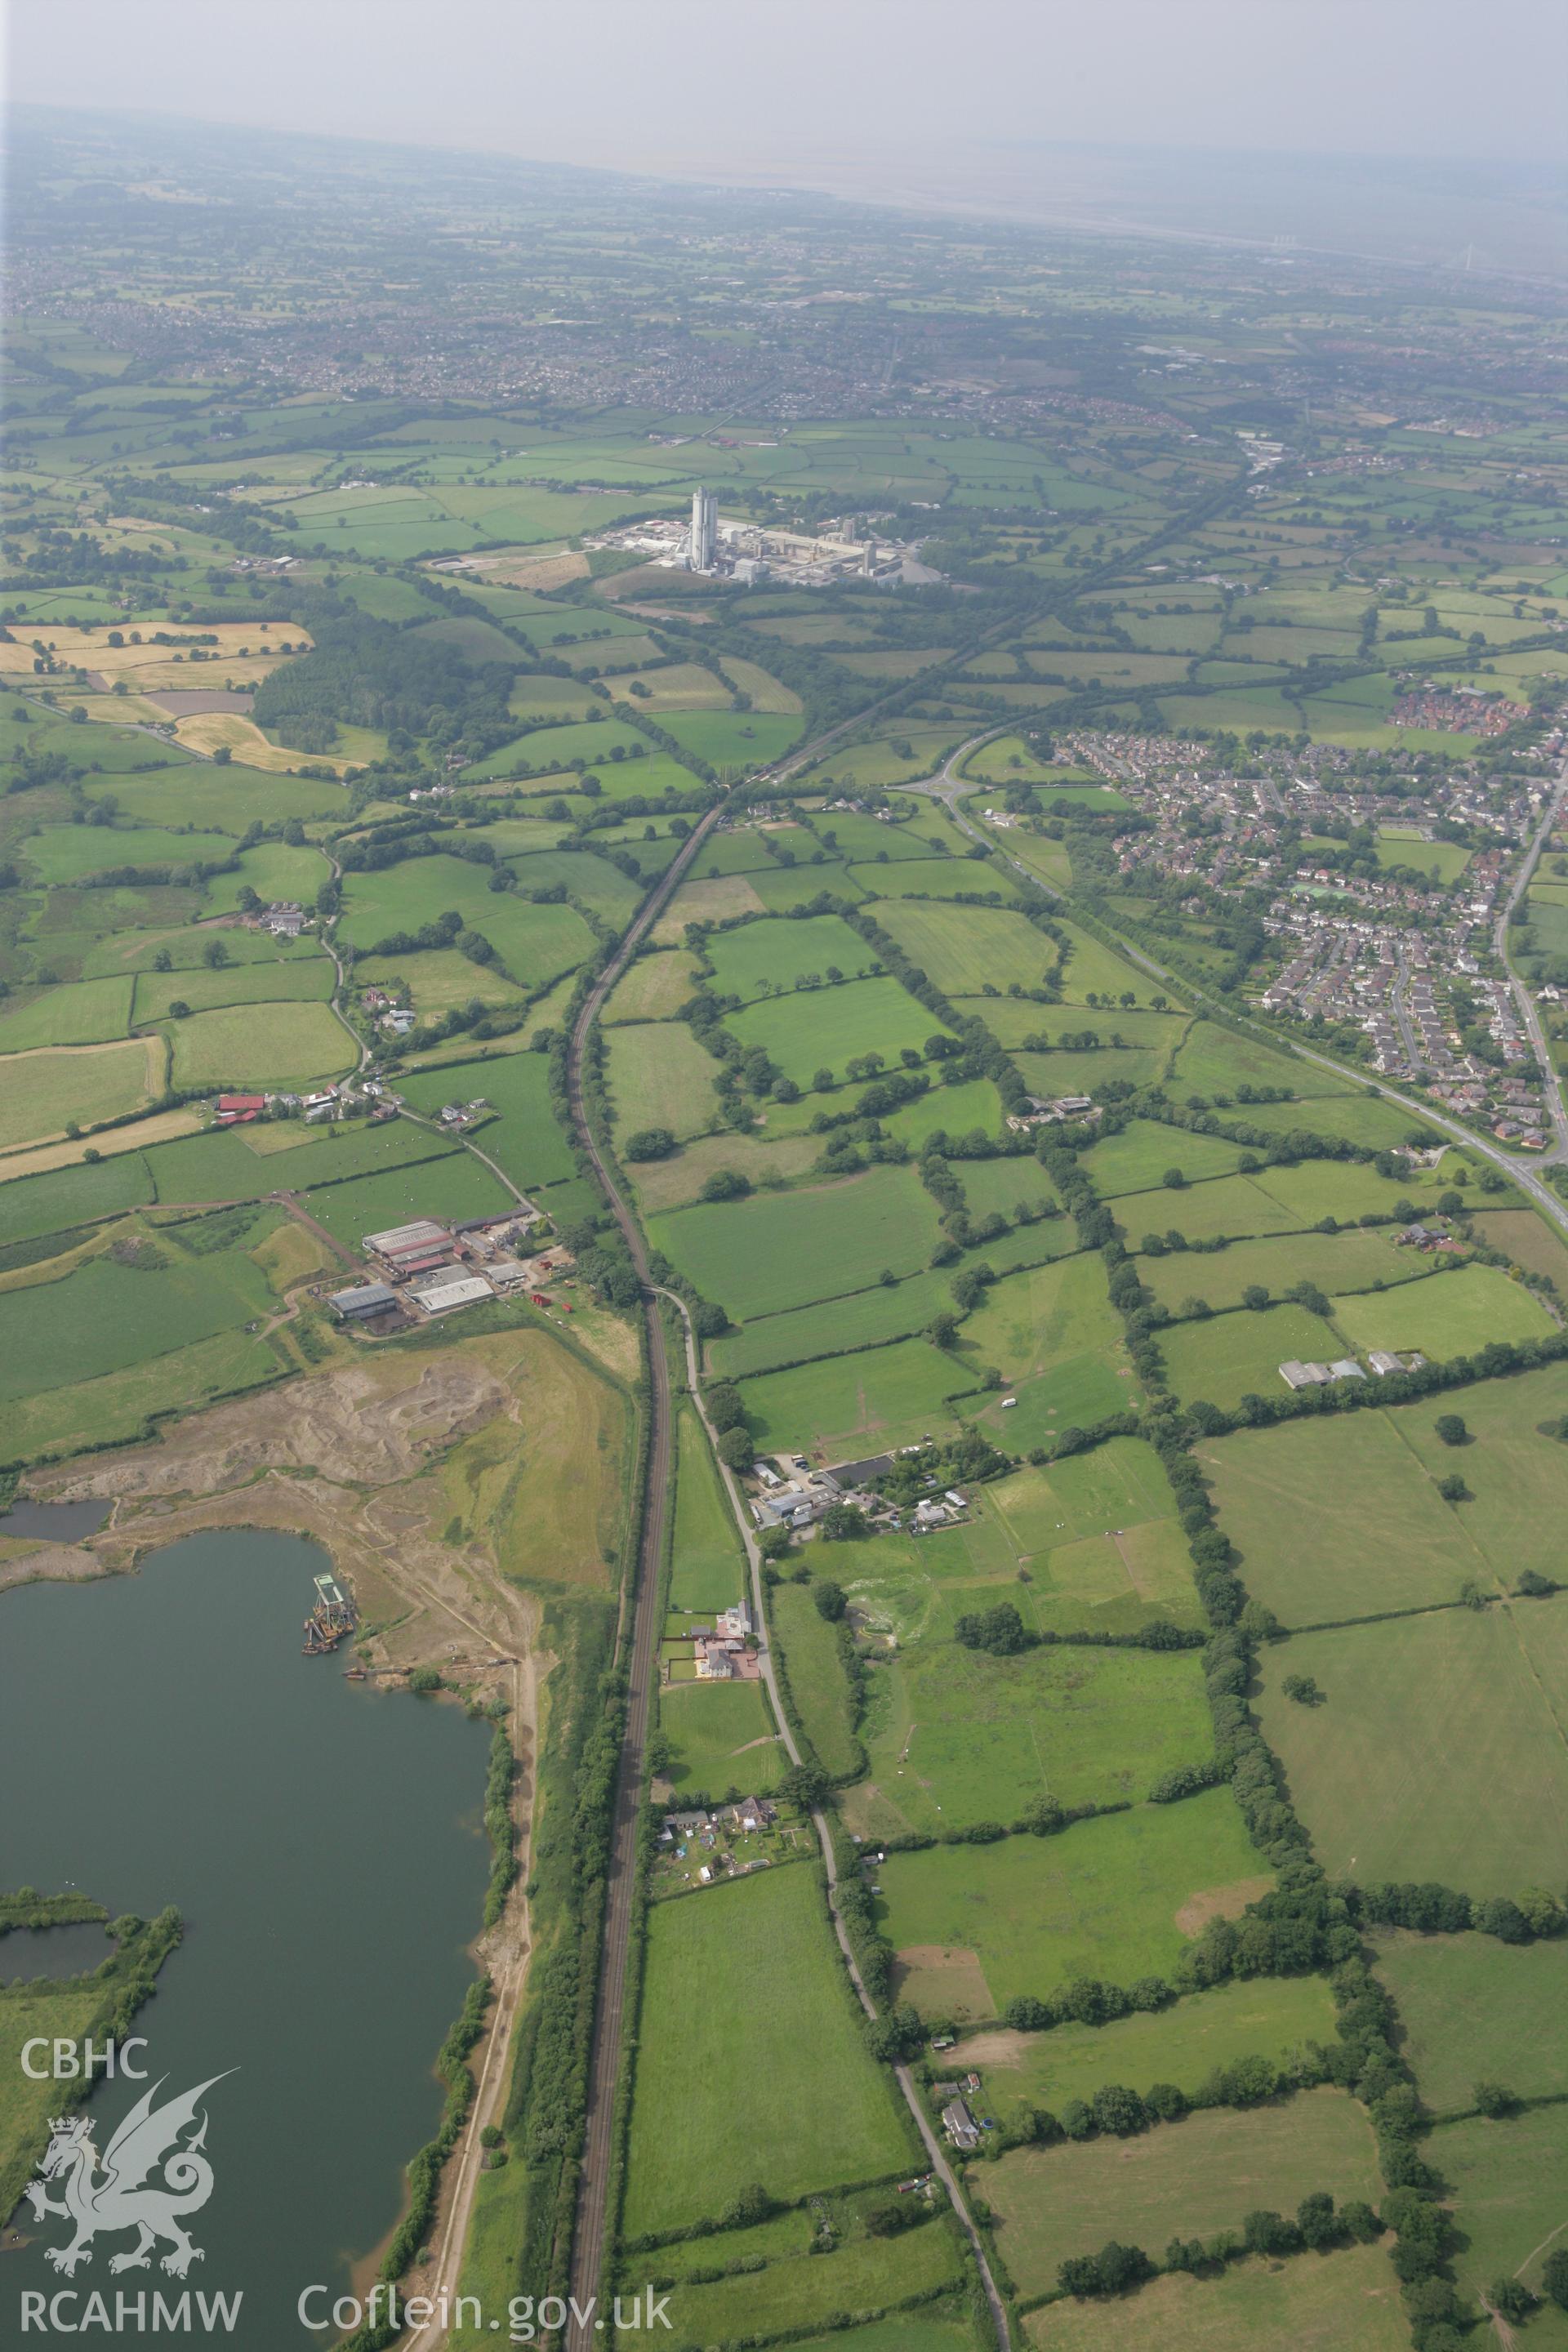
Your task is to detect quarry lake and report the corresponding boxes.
[1,1529,490,2341]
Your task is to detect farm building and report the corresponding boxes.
[408,1274,493,1317]
[330,1282,398,1321]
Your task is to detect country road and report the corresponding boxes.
[662,1298,1015,2352]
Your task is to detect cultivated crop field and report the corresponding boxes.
[621,1864,911,2237]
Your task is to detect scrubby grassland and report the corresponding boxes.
[653,1164,943,1325]
[1255,1600,1568,1896]
[875,1790,1267,2018]
[602,946,700,1023]
[983,2090,1382,2302]
[657,1679,785,1795]
[670,1404,746,1612]
[622,1865,911,2237]
[859,1638,1211,1832]
[956,1975,1339,2130]
[1022,2243,1407,2352]
[771,1579,862,1779]
[0,1973,117,2206]
[437,1329,633,1592]
[1370,1931,1568,2116]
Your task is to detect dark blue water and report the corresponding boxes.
[0,1530,490,2344]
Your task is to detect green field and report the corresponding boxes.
[986,2089,1381,2301]
[858,1636,1211,1833]
[1023,2243,1406,2352]
[767,2310,979,2352]
[741,1338,969,1456]
[142,1116,454,1205]
[704,912,875,1002]
[165,1000,353,1089]
[956,1250,1127,1396]
[394,1051,577,1189]
[602,947,701,1023]
[1331,1262,1555,1359]
[657,1678,785,1797]
[1254,1600,1568,1895]
[630,1126,826,1214]
[3,1324,281,1463]
[1428,2104,1568,2336]
[652,1164,943,1324]
[1234,1090,1432,1152]
[1139,1226,1424,1316]
[1166,1021,1352,1100]
[670,1405,747,1613]
[707,1268,954,1379]
[0,1040,159,1150]
[1201,1409,1498,1626]
[0,1242,276,1405]
[0,1152,155,1246]
[725,976,956,1087]
[1370,1930,1568,2116]
[300,1151,514,1242]
[875,901,1061,996]
[605,1022,720,1141]
[954,1973,1339,2131]
[875,1789,1267,2019]
[656,2212,961,2345]
[772,1579,862,1779]
[1113,1172,1301,1246]
[1082,1120,1249,1196]
[20,823,237,884]
[1160,1301,1345,1410]
[1382,1358,1568,1588]
[0,978,132,1051]
[131,953,335,1023]
[621,1864,911,2236]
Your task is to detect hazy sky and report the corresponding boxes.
[10,0,1567,186]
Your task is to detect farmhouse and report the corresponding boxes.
[695,1641,736,1681]
[940,2096,981,2152]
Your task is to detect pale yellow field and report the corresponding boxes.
[720,656,803,714]
[0,1103,200,1185]
[616,661,733,711]
[170,711,377,776]
[435,546,585,590]
[0,622,311,680]
[77,692,171,726]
